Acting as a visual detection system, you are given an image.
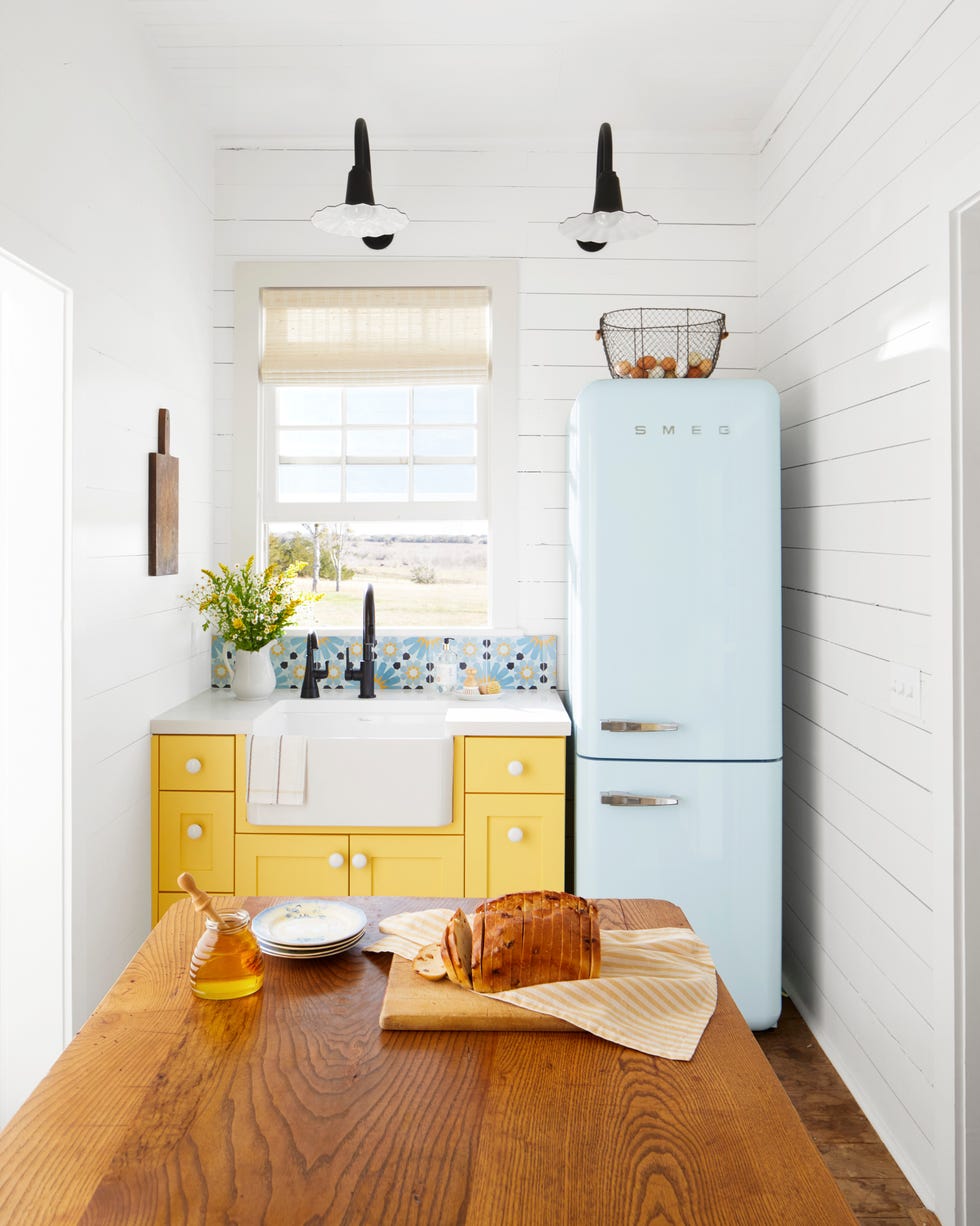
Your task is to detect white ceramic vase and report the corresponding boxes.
[230,643,277,700]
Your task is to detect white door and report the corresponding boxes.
[0,248,71,1124]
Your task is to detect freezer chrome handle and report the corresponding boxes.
[601,792,679,807]
[600,720,680,733]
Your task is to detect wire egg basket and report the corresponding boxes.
[596,308,728,379]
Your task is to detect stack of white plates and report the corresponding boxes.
[251,899,368,960]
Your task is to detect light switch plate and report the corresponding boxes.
[889,662,922,720]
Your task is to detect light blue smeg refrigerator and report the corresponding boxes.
[569,378,782,1029]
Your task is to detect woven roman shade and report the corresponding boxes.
[260,286,490,386]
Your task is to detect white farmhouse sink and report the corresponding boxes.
[247,695,453,827]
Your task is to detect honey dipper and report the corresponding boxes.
[177,871,232,930]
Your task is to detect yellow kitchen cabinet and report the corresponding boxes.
[348,834,464,897]
[152,734,240,924]
[464,793,565,896]
[236,833,351,896]
[234,832,463,897]
[158,735,236,792]
[462,736,566,896]
[158,792,235,895]
[464,736,565,795]
[153,729,566,914]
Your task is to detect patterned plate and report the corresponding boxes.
[252,899,368,948]
[257,931,366,960]
[256,928,366,956]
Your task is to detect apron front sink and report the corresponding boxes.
[247,696,453,827]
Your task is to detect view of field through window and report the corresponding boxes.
[269,521,488,628]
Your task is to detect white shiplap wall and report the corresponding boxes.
[214,141,757,678]
[0,2,214,1027]
[757,0,980,1208]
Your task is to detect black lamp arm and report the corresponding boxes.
[595,122,613,178]
[591,122,624,214]
[354,117,372,175]
[345,118,377,205]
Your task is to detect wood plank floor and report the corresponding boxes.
[756,998,941,1226]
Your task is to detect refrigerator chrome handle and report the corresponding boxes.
[600,792,680,807]
[600,720,680,733]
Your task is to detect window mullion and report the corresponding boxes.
[340,388,348,503]
[408,385,415,503]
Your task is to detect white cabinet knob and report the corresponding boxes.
[186,823,204,840]
[328,852,345,869]
[507,760,524,776]
[351,853,368,870]
[507,826,524,843]
[184,758,202,775]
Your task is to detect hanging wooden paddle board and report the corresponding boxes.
[149,407,179,575]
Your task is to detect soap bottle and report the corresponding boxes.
[435,637,458,694]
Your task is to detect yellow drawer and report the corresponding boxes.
[158,792,236,893]
[464,794,565,897]
[236,833,350,897]
[464,737,565,794]
[158,735,236,792]
[348,834,464,897]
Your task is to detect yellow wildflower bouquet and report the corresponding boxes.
[184,556,320,651]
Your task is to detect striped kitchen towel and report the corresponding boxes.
[364,908,718,1061]
[245,734,307,805]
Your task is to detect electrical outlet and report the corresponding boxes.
[888,662,922,720]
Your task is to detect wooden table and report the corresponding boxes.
[0,898,857,1225]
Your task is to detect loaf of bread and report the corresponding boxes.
[438,891,601,993]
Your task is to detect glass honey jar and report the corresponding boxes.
[188,909,264,1000]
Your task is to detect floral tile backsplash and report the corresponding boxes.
[211,634,558,691]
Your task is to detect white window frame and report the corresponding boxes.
[232,260,519,626]
[263,382,488,523]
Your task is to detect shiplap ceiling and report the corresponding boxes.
[128,0,842,145]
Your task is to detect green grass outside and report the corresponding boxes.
[293,566,488,628]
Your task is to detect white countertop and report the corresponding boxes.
[150,687,571,738]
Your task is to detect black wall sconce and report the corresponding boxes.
[311,118,409,250]
[558,122,658,252]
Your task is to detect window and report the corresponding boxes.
[266,383,484,517]
[232,262,518,628]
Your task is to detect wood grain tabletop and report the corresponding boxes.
[0,897,857,1225]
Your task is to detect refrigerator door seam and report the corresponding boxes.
[576,753,783,765]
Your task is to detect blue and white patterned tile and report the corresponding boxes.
[211,632,557,691]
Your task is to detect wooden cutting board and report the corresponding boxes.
[149,407,179,575]
[380,954,581,1032]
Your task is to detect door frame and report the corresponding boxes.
[931,148,980,1226]
[0,246,72,1123]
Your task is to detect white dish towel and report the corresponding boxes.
[246,735,307,805]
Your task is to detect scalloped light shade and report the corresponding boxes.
[558,209,658,245]
[311,201,409,239]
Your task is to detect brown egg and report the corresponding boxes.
[699,358,713,375]
[664,369,677,378]
[638,355,658,370]
[614,359,632,377]
[629,366,648,378]
[661,355,677,372]
[687,366,704,378]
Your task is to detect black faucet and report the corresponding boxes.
[344,584,376,699]
[301,631,329,698]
